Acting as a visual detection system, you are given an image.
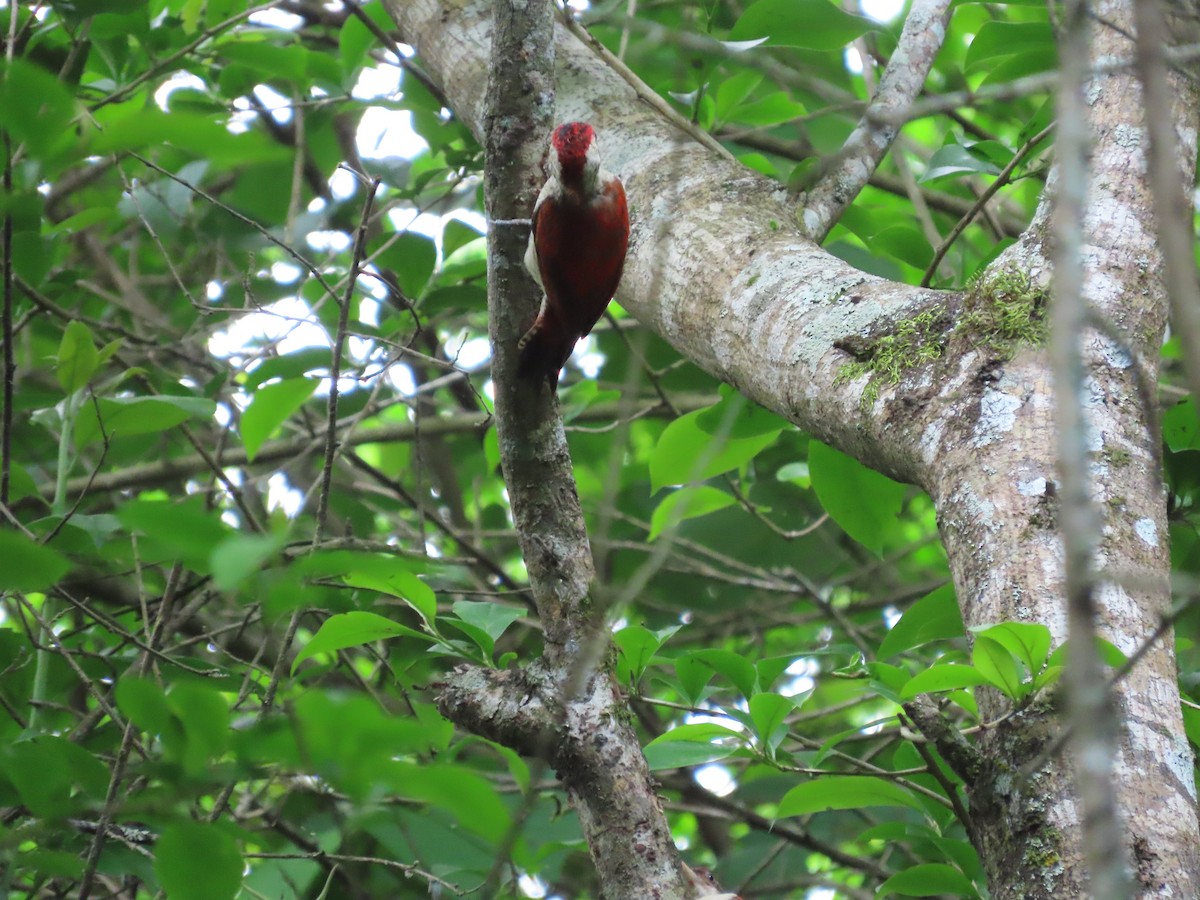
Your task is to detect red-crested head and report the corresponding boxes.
[551,122,596,165]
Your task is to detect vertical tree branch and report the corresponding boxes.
[485,1,593,657]
[472,2,701,895]
[1051,2,1130,896]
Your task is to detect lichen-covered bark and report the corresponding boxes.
[392,0,1200,895]
[908,3,1200,894]
[436,663,700,898]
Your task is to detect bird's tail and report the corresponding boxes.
[516,313,575,392]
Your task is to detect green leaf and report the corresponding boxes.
[484,425,501,472]
[777,775,924,817]
[748,692,794,755]
[873,225,933,269]
[899,664,990,700]
[45,207,118,236]
[3,737,106,817]
[972,635,1025,699]
[117,496,230,571]
[241,378,317,462]
[869,661,912,700]
[210,531,288,591]
[340,565,438,628]
[714,70,763,124]
[56,320,99,393]
[438,618,494,664]
[1163,399,1200,452]
[90,105,287,166]
[643,722,743,770]
[730,0,875,50]
[812,725,866,765]
[375,232,438,298]
[756,655,803,693]
[1183,705,1200,748]
[879,584,963,658]
[808,440,906,556]
[973,46,1054,87]
[390,762,511,842]
[13,850,83,880]
[878,863,979,897]
[0,59,79,166]
[437,236,487,286]
[294,552,436,623]
[650,407,782,492]
[696,387,789,438]
[74,395,216,447]
[155,822,242,900]
[971,622,1052,675]
[242,348,333,390]
[292,611,430,674]
[166,683,230,776]
[649,486,735,540]
[116,677,173,734]
[1032,665,1064,693]
[921,144,1002,183]
[965,21,1054,71]
[676,653,717,705]
[614,625,660,685]
[614,625,680,686]
[0,530,70,591]
[340,1,393,77]
[217,35,308,81]
[442,218,484,257]
[686,649,759,698]
[725,91,805,127]
[4,740,69,816]
[775,461,810,487]
[446,600,525,662]
[1046,637,1128,670]
[451,600,524,643]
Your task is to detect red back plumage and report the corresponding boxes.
[518,122,629,391]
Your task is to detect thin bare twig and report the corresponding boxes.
[920,123,1055,287]
[128,151,343,307]
[313,175,380,545]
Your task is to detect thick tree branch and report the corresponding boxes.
[802,0,954,241]
[388,0,953,486]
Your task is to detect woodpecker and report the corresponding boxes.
[684,864,741,898]
[517,121,629,391]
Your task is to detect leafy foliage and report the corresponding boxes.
[0,1,1194,899]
